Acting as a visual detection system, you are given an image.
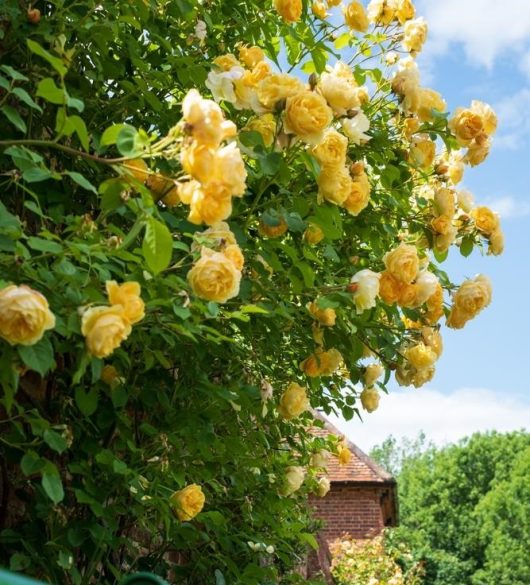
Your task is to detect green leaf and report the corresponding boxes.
[334,32,352,50]
[68,116,89,149]
[433,247,449,263]
[18,337,55,377]
[299,532,319,550]
[22,168,54,183]
[12,87,42,112]
[10,554,31,572]
[116,125,146,157]
[142,218,173,274]
[43,429,68,454]
[65,171,97,193]
[0,200,22,239]
[214,570,226,585]
[460,236,474,258]
[1,105,27,133]
[27,236,63,254]
[36,77,65,105]
[41,463,65,504]
[0,346,19,413]
[0,64,29,81]
[27,39,68,77]
[100,124,127,146]
[75,387,99,416]
[20,450,44,476]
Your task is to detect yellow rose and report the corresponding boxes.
[396,363,435,388]
[257,73,305,110]
[182,90,237,147]
[471,206,500,236]
[312,1,327,19]
[310,449,330,468]
[337,441,351,466]
[421,327,443,358]
[402,18,428,54]
[181,143,216,184]
[317,165,352,206]
[124,158,148,183]
[431,214,453,236]
[488,229,504,256]
[360,387,380,413]
[447,274,492,329]
[213,53,240,71]
[245,114,277,147]
[464,135,491,166]
[238,45,265,68]
[285,91,333,143]
[304,223,325,245]
[319,68,360,116]
[307,301,336,326]
[300,348,342,377]
[409,135,435,169]
[274,0,303,22]
[327,0,342,6]
[81,305,132,358]
[403,342,438,370]
[384,243,420,284]
[0,285,55,346]
[170,484,205,521]
[146,173,174,198]
[379,271,403,305]
[280,466,305,496]
[395,0,415,24]
[213,142,247,197]
[367,0,396,25]
[417,88,446,122]
[194,221,237,250]
[259,216,288,238]
[343,173,371,216]
[187,188,233,226]
[471,100,497,135]
[343,1,369,31]
[364,363,384,387]
[312,129,348,167]
[187,249,241,303]
[223,244,245,271]
[350,269,380,314]
[278,382,310,419]
[425,283,444,324]
[448,107,483,145]
[106,281,145,325]
[100,364,120,386]
[392,68,420,113]
[162,186,181,207]
[397,282,419,309]
[315,476,331,497]
[434,187,456,217]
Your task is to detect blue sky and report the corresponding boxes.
[330,0,530,450]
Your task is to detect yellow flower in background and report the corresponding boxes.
[409,134,435,169]
[300,348,343,377]
[364,363,384,387]
[337,441,352,466]
[124,158,149,183]
[100,364,120,386]
[245,114,277,147]
[238,45,265,68]
[278,382,310,419]
[285,91,333,143]
[312,129,348,167]
[319,64,361,116]
[106,281,145,325]
[488,229,504,256]
[259,216,288,238]
[384,243,420,284]
[421,327,443,358]
[81,305,132,358]
[395,0,415,24]
[471,100,497,135]
[379,271,403,305]
[311,449,330,468]
[304,223,325,245]
[417,88,446,122]
[312,1,327,19]
[471,206,500,236]
[367,0,396,25]
[0,285,55,346]
[360,387,380,413]
[280,466,306,496]
[403,342,438,371]
[257,74,305,110]
[449,107,483,145]
[317,165,352,206]
[187,249,241,303]
[307,301,336,326]
[274,0,303,23]
[213,53,240,71]
[223,244,245,271]
[425,283,444,324]
[187,188,233,226]
[447,274,492,329]
[316,476,331,497]
[195,221,237,249]
[170,484,205,521]
[402,18,428,54]
[464,135,491,166]
[343,1,369,32]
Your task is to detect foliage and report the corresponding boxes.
[0,0,503,583]
[371,432,530,585]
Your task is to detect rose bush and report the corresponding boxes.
[0,0,503,583]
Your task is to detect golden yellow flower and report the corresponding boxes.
[367,0,396,25]
[307,301,336,326]
[447,274,492,329]
[449,108,483,145]
[327,0,342,6]
[187,249,241,303]
[0,285,55,346]
[464,135,491,166]
[274,0,303,22]
[106,281,145,325]
[312,1,327,19]
[285,91,333,143]
[402,18,428,54]
[395,0,415,23]
[319,66,361,116]
[409,135,435,169]
[425,283,444,324]
[343,173,371,216]
[304,223,325,245]
[259,216,288,238]
[421,327,443,358]
[337,441,352,466]
[379,271,403,305]
[238,45,265,68]
[360,387,380,413]
[384,243,420,284]
[317,165,352,206]
[471,206,500,236]
[162,186,181,207]
[403,342,438,370]
[434,187,456,217]
[397,282,419,308]
[170,484,205,521]
[300,348,342,377]
[146,173,174,198]
[195,221,237,249]
[187,188,233,226]
[124,158,149,183]
[257,73,305,110]
[364,363,384,387]
[431,214,453,235]
[245,114,277,147]
[488,229,504,256]
[417,88,446,122]
[181,143,216,184]
[213,53,240,71]
[278,382,310,419]
[223,244,245,271]
[100,365,120,386]
[343,1,369,31]
[81,305,132,358]
[312,129,348,167]
[471,100,497,135]
[247,61,272,85]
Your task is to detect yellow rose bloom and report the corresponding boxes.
[300,348,342,377]
[187,189,233,226]
[259,216,288,238]
[304,223,325,245]
[319,67,361,116]
[285,91,333,143]
[213,53,240,71]
[81,305,132,358]
[379,271,403,305]
[488,229,504,256]
[238,45,265,68]
[245,114,277,147]
[447,274,492,329]
[0,285,55,346]
[307,301,336,326]
[106,281,145,325]
[337,441,352,466]
[195,221,237,250]
[409,135,435,169]
[384,243,420,284]
[187,249,241,303]
[421,327,443,358]
[181,143,216,184]
[367,0,396,25]
[317,165,352,206]
[431,214,453,236]
[280,466,305,496]
[464,135,491,166]
[223,244,245,271]
[274,0,303,22]
[278,382,310,419]
[471,100,497,135]
[327,0,342,6]
[343,1,369,32]
[316,476,331,497]
[434,187,456,217]
[403,342,438,370]
[471,206,500,236]
[162,186,181,207]
[100,364,120,386]
[448,107,483,145]
[360,387,380,413]
[417,88,446,122]
[395,0,415,24]
[312,129,348,167]
[364,363,384,387]
[425,283,444,324]
[402,18,428,54]
[170,484,205,521]
[312,1,327,19]
[343,173,371,216]
[257,73,305,110]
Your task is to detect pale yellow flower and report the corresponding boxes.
[384,243,420,284]
[360,387,380,413]
[81,305,132,358]
[106,281,145,325]
[187,248,241,303]
[274,0,303,22]
[278,382,310,419]
[343,1,369,31]
[285,91,333,143]
[170,484,205,521]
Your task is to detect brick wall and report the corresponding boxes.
[310,484,387,544]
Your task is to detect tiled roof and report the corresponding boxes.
[311,412,395,484]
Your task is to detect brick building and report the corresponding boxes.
[307,415,398,580]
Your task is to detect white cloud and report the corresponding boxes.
[492,88,530,149]
[481,195,530,219]
[328,387,530,453]
[417,0,530,68]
